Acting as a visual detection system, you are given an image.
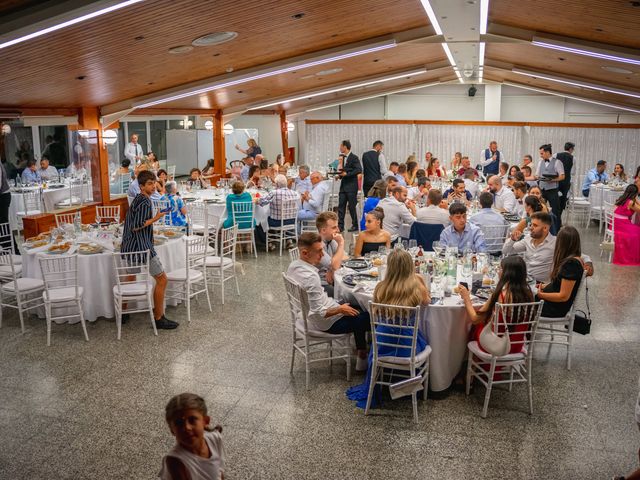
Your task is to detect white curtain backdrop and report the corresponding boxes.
[304,123,640,179]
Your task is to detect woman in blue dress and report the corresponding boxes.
[162,181,187,226]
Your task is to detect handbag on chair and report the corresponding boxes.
[573,278,591,335]
[479,314,511,357]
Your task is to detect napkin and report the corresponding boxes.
[25,244,51,254]
[353,282,376,294]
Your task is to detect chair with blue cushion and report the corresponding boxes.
[409,222,444,251]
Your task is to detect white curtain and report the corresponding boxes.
[304,123,640,178]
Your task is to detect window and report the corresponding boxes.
[2,121,35,179]
[127,121,148,153]
[150,120,167,161]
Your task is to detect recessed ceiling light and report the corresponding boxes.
[292,13,305,19]
[226,67,234,73]
[316,68,343,76]
[134,36,144,41]
[601,65,634,74]
[300,74,315,80]
[76,75,86,80]
[168,45,193,54]
[192,32,237,47]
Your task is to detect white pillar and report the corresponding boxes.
[484,84,502,121]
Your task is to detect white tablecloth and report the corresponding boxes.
[21,237,186,322]
[589,184,624,209]
[333,271,471,392]
[187,189,269,231]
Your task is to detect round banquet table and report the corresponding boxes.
[333,270,471,392]
[185,188,269,231]
[589,183,625,209]
[21,237,186,323]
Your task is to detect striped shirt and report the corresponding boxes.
[121,194,156,257]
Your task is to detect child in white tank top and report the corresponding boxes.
[159,393,225,480]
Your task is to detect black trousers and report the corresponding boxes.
[0,192,11,225]
[325,310,371,350]
[542,188,562,230]
[338,190,358,231]
[558,181,570,216]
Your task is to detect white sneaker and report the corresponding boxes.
[355,356,368,372]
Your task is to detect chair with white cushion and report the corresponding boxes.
[231,200,257,258]
[0,249,44,333]
[96,205,121,224]
[112,250,157,340]
[38,254,88,346]
[364,302,432,424]
[282,273,352,390]
[466,301,543,418]
[166,235,212,322]
[55,211,81,228]
[202,225,239,304]
[266,198,298,256]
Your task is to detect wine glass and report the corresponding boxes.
[462,261,472,278]
[432,241,442,256]
[408,239,417,250]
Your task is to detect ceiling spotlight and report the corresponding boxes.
[102,129,118,145]
[192,32,238,47]
[223,124,234,135]
[168,45,193,54]
[204,120,213,130]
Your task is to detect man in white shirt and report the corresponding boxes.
[521,154,534,170]
[463,168,479,198]
[502,212,556,282]
[38,155,58,181]
[416,189,450,226]
[470,192,509,253]
[407,176,430,203]
[377,186,416,242]
[512,181,527,218]
[478,141,505,176]
[315,211,346,297]
[536,144,565,227]
[124,134,144,164]
[488,175,517,214]
[298,172,330,221]
[292,165,312,194]
[286,232,370,370]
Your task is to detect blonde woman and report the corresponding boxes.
[451,152,462,171]
[346,249,430,409]
[406,160,419,186]
[234,138,262,159]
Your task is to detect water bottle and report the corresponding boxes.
[73,213,81,235]
[16,174,21,186]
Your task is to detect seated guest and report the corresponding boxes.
[521,154,534,170]
[346,248,431,408]
[459,255,533,355]
[509,165,521,177]
[287,232,371,371]
[426,157,447,178]
[38,155,58,181]
[223,181,254,229]
[503,212,555,282]
[112,158,133,182]
[582,160,609,197]
[456,156,478,178]
[451,152,462,171]
[151,180,164,201]
[613,184,640,266]
[240,156,254,183]
[22,159,41,183]
[416,189,450,226]
[146,151,160,171]
[384,161,402,183]
[405,160,419,186]
[162,181,187,226]
[354,207,391,256]
[316,211,346,296]
[514,195,544,234]
[612,163,628,184]
[396,163,409,186]
[201,158,215,184]
[443,178,472,204]
[67,159,87,178]
[127,165,148,201]
[527,185,559,234]
[488,175,517,214]
[157,169,168,183]
[407,176,430,203]
[292,165,312,194]
[299,171,331,222]
[245,165,262,189]
[521,165,537,188]
[439,203,487,252]
[259,175,300,249]
[537,226,584,318]
[187,168,206,189]
[469,192,509,253]
[512,181,528,217]
[360,179,387,230]
[463,168,480,198]
[377,186,416,242]
[498,161,509,185]
[385,176,399,195]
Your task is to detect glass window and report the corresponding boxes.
[150,120,167,161]
[69,129,100,204]
[187,115,196,129]
[2,120,35,179]
[127,121,148,153]
[39,126,69,171]
[168,119,184,130]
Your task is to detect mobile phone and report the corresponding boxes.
[459,281,468,290]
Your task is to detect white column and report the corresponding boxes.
[484,84,502,121]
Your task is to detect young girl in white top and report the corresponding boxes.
[159,393,225,480]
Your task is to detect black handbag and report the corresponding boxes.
[573,278,591,335]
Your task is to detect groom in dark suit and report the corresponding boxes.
[336,140,362,232]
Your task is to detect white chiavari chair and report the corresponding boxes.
[0,249,44,333]
[96,205,121,224]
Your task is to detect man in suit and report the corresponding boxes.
[555,142,575,216]
[336,140,362,232]
[361,140,386,195]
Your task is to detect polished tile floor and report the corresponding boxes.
[0,219,638,479]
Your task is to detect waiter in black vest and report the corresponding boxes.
[478,140,504,176]
[555,141,575,216]
[361,140,387,196]
[336,140,362,232]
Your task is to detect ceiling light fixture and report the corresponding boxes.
[478,42,486,67]
[192,32,237,47]
[479,0,489,34]
[512,67,640,98]
[442,43,456,67]
[531,36,640,66]
[503,81,640,113]
[223,124,234,135]
[0,0,145,50]
[134,40,397,108]
[249,68,427,109]
[419,0,443,35]
[305,82,440,112]
[204,120,213,130]
[102,129,118,146]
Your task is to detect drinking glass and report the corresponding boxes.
[462,261,472,277]
[402,240,409,250]
[408,239,418,250]
[378,245,388,256]
[432,241,442,256]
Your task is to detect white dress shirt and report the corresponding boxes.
[514,198,525,218]
[464,179,479,198]
[124,142,143,164]
[38,165,59,181]
[286,259,342,331]
[378,196,416,241]
[416,205,450,226]
[502,233,556,282]
[479,149,505,167]
[378,152,388,176]
[304,180,331,213]
[493,186,517,214]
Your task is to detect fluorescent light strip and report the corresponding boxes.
[531,39,640,66]
[419,0,442,35]
[306,82,440,112]
[454,69,464,84]
[134,41,396,108]
[512,68,640,99]
[503,82,640,113]
[480,0,489,35]
[479,42,486,67]
[251,69,427,109]
[0,0,145,50]
[442,43,456,67]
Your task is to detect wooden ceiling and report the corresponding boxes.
[0,0,639,115]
